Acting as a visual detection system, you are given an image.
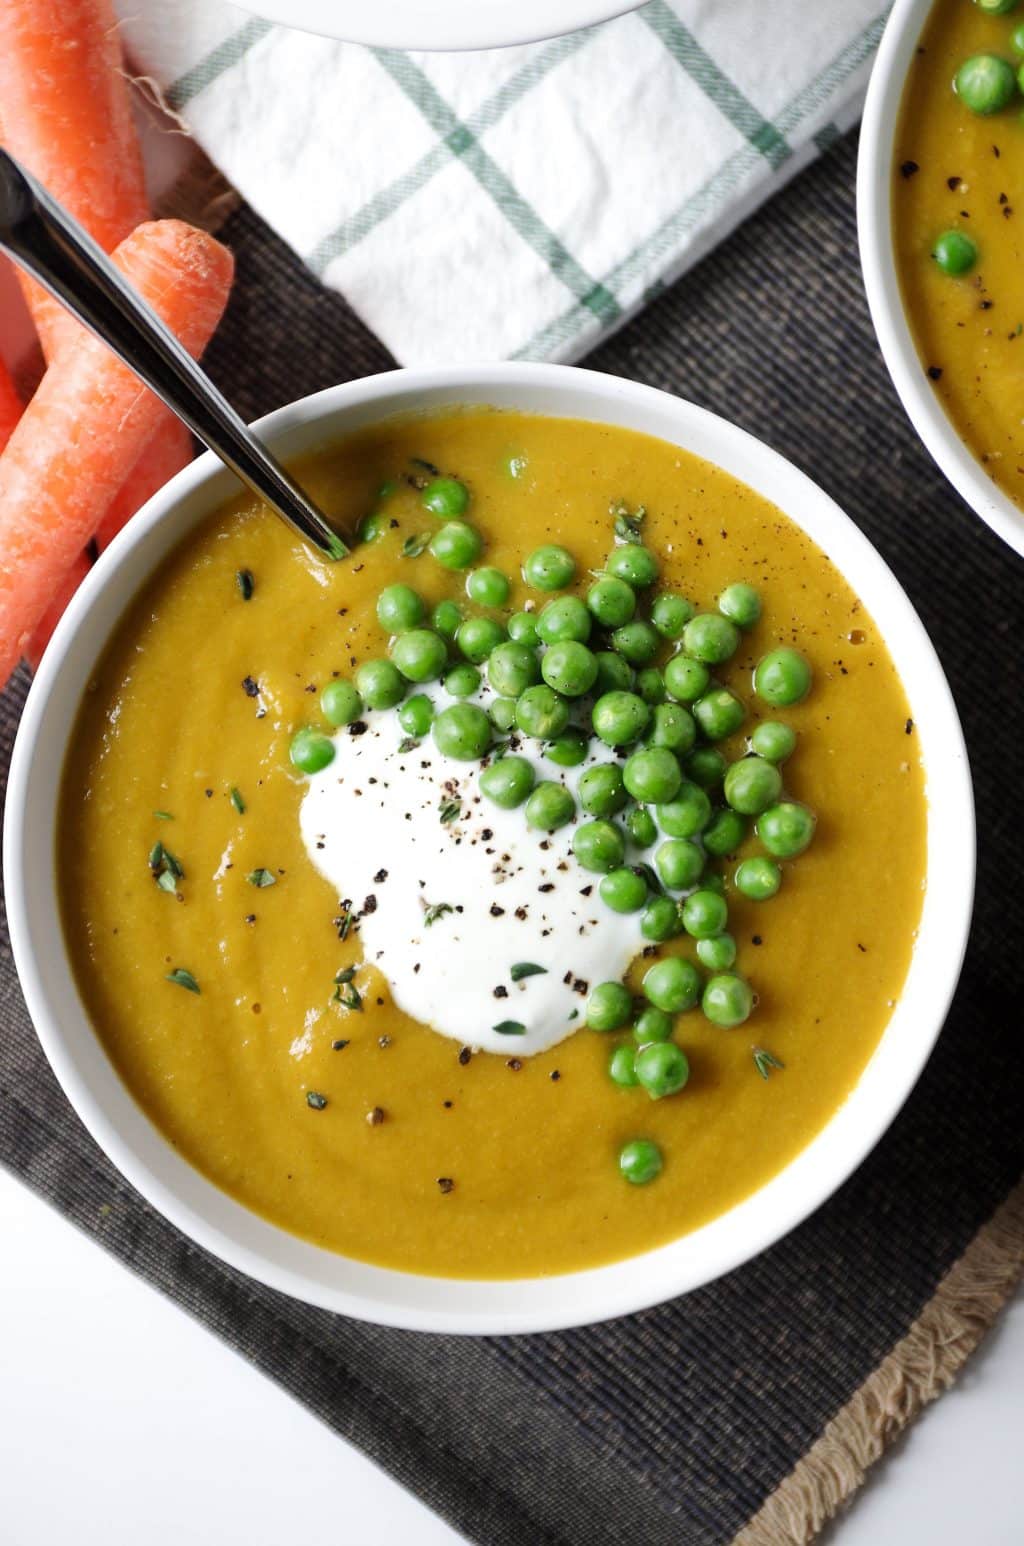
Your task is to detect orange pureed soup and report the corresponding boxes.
[59,410,927,1278]
[893,0,1024,509]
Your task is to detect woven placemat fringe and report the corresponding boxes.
[735,1177,1024,1545]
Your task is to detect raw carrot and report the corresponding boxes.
[0,356,21,449]
[96,419,193,550]
[0,0,149,357]
[25,419,194,671]
[0,219,233,687]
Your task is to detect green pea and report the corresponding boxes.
[682,613,740,665]
[320,679,362,727]
[718,583,761,629]
[522,544,576,591]
[357,511,385,543]
[432,703,492,760]
[702,973,754,1028]
[466,566,510,607]
[693,688,745,743]
[488,641,540,698]
[593,651,635,694]
[664,653,710,703]
[702,807,748,857]
[655,838,704,892]
[1013,21,1024,54]
[377,583,425,633]
[696,933,737,971]
[421,476,469,518]
[599,867,649,913]
[723,756,783,816]
[635,1041,690,1100]
[479,755,535,809]
[619,1138,663,1185]
[623,747,682,805]
[398,694,434,737]
[641,895,682,942]
[647,702,696,755]
[685,746,727,788]
[586,980,633,1032]
[430,520,482,571]
[592,691,650,747]
[633,1005,674,1044]
[579,763,627,817]
[444,663,481,698]
[757,801,816,858]
[651,592,693,639]
[489,696,517,733]
[525,781,576,832]
[606,544,659,588]
[542,640,598,697]
[932,230,979,277]
[432,599,462,640]
[975,0,1019,12]
[682,889,729,939]
[636,667,666,705]
[954,52,1017,114]
[356,658,406,709]
[573,819,627,873]
[456,617,505,663]
[608,1046,640,1088]
[750,721,796,763]
[611,620,660,664]
[289,728,335,774]
[587,575,636,628]
[625,805,658,848]
[536,596,591,645]
[656,783,711,838]
[754,648,812,706]
[642,955,701,1013]
[507,610,541,646]
[515,684,570,740]
[545,730,589,767]
[735,856,782,901]
[390,628,448,683]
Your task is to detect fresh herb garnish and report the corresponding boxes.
[236,568,255,601]
[611,500,646,540]
[424,901,453,926]
[306,1090,328,1110]
[510,962,547,983]
[493,1021,527,1036]
[149,841,184,893]
[402,532,431,558]
[334,966,356,985]
[153,810,173,821]
[439,797,461,824]
[398,737,420,754]
[753,1047,785,1080]
[335,907,353,940]
[246,868,276,888]
[229,787,246,814]
[165,967,199,994]
[410,456,440,477]
[333,979,363,1011]
[632,862,664,896]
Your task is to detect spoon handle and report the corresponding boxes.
[0,150,347,560]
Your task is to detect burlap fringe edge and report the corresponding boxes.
[735,1177,1024,1546]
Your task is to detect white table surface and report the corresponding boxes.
[1,1165,1020,1546]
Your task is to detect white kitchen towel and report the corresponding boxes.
[118,0,887,365]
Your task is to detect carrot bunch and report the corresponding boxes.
[0,0,235,687]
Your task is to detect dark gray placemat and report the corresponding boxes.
[2,130,1022,1546]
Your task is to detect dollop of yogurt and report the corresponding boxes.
[299,687,645,1056]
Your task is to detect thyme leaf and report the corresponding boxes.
[246,868,276,888]
[753,1047,785,1080]
[510,962,547,983]
[165,968,199,994]
[306,1090,328,1110]
[230,787,246,814]
[424,901,453,926]
[611,500,647,540]
[493,1021,527,1036]
[439,798,462,824]
[235,568,255,601]
[402,532,430,558]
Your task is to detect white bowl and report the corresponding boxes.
[231,0,644,51]
[3,363,974,1334]
[858,0,1024,560]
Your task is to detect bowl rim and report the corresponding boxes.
[857,0,1024,561]
[3,361,975,1335]
[227,0,644,51]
